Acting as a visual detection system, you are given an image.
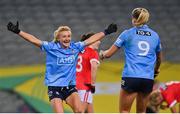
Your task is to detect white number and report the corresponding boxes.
[76,55,83,72]
[138,41,150,56]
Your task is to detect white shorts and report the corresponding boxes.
[78,90,93,103]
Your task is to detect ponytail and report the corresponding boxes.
[132,8,150,26]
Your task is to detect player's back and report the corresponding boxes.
[120,25,161,79]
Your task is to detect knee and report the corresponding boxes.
[119,107,131,113]
[137,106,146,113]
[73,106,84,113]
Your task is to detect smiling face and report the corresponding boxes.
[57,31,72,48]
[53,26,72,48]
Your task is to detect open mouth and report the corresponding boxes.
[64,41,70,43]
[62,41,70,47]
[64,39,70,43]
[64,41,70,44]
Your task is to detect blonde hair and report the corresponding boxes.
[53,26,71,42]
[132,7,150,26]
[149,90,161,106]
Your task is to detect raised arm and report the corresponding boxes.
[83,23,117,46]
[7,22,42,47]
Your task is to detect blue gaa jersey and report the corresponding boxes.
[41,41,85,86]
[114,25,162,80]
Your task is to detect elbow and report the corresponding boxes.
[105,54,111,58]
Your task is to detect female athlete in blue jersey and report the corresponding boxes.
[7,22,117,113]
[100,7,162,113]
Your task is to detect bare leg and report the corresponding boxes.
[81,102,91,113]
[136,92,150,113]
[87,103,94,113]
[50,98,64,113]
[119,89,137,113]
[66,92,83,113]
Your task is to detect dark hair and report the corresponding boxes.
[80,32,95,41]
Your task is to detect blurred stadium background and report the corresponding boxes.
[0,0,180,112]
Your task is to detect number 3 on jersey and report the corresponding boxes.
[76,55,82,72]
[138,41,150,56]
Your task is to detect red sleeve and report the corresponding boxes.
[89,50,100,64]
[161,90,176,107]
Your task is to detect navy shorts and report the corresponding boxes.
[121,77,154,94]
[48,85,77,101]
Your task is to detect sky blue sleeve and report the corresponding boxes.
[74,41,85,52]
[40,41,53,52]
[114,30,128,48]
[156,38,162,52]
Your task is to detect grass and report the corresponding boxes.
[0,61,179,112]
[94,60,180,113]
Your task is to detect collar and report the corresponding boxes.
[136,24,148,29]
[57,42,72,49]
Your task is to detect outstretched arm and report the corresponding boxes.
[19,31,42,47]
[84,32,105,46]
[7,22,42,47]
[99,45,119,59]
[83,23,117,46]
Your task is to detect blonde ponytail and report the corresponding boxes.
[132,8,150,26]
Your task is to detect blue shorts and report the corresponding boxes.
[48,85,77,101]
[121,77,154,94]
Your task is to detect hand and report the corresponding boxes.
[104,23,117,35]
[7,21,20,34]
[154,69,160,78]
[84,83,95,93]
[99,50,105,60]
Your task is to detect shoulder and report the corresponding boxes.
[116,28,134,42]
[43,41,56,45]
[85,47,94,51]
[83,47,95,54]
[72,41,85,47]
[85,47,98,56]
[147,26,160,38]
[42,41,58,48]
[122,28,133,34]
[120,27,135,36]
[70,41,79,48]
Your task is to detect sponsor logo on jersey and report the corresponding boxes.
[57,55,75,65]
[136,30,151,36]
